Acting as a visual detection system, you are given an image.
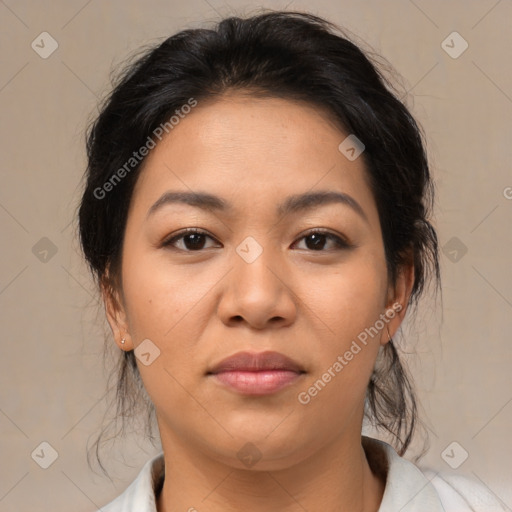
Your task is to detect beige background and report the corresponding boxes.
[1,0,511,510]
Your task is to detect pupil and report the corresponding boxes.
[306,233,325,250]
[185,234,205,250]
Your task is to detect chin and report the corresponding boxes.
[202,423,318,471]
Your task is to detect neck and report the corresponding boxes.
[156,431,385,512]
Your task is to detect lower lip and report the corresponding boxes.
[210,370,303,395]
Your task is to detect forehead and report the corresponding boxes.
[130,94,377,221]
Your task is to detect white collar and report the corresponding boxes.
[363,436,445,511]
[100,436,495,511]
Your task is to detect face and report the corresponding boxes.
[104,93,412,470]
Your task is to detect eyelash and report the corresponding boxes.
[161,228,354,252]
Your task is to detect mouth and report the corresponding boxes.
[206,350,306,396]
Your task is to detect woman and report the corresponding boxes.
[78,10,505,511]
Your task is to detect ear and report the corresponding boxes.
[101,270,132,351]
[380,257,415,346]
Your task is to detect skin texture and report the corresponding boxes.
[103,93,414,512]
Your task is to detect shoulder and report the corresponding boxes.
[422,469,509,512]
[98,452,165,512]
[362,436,508,512]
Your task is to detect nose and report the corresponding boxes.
[217,241,297,330]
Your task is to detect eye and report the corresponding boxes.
[162,228,219,251]
[293,229,353,251]
[162,228,353,253]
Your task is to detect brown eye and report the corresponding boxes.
[163,229,219,252]
[294,230,352,251]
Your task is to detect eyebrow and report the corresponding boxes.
[146,190,368,223]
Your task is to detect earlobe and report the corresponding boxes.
[379,303,402,346]
[101,275,131,350]
[385,323,393,345]
[381,261,415,345]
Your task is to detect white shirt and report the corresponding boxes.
[99,436,508,511]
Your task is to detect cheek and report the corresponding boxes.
[121,249,209,341]
[308,258,388,340]
[300,258,388,400]
[119,252,214,424]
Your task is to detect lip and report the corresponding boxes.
[207,351,306,395]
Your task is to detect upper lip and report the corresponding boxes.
[207,351,305,374]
